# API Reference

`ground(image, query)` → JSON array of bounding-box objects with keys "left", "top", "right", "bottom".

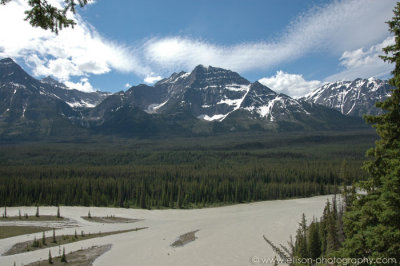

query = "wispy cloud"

[
  {"left": 325, "top": 37, "right": 395, "bottom": 82},
  {"left": 259, "top": 71, "right": 322, "bottom": 98},
  {"left": 140, "top": 0, "right": 396, "bottom": 76},
  {"left": 0, "top": 0, "right": 396, "bottom": 90}
]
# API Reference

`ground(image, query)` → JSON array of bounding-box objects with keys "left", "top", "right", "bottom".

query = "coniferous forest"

[{"left": 0, "top": 130, "right": 374, "bottom": 209}]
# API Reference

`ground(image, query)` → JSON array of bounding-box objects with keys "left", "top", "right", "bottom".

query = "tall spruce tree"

[
  {"left": 294, "top": 214, "right": 308, "bottom": 259},
  {"left": 340, "top": 2, "right": 400, "bottom": 262},
  {"left": 308, "top": 219, "right": 321, "bottom": 260}
]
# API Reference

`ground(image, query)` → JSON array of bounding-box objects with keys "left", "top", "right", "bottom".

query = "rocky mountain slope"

[
  {"left": 0, "top": 58, "right": 365, "bottom": 139},
  {"left": 302, "top": 78, "right": 393, "bottom": 117}
]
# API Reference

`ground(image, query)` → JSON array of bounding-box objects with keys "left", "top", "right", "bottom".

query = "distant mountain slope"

[
  {"left": 40, "top": 77, "right": 110, "bottom": 108},
  {"left": 0, "top": 58, "right": 88, "bottom": 140},
  {"left": 87, "top": 64, "right": 363, "bottom": 134},
  {"left": 302, "top": 78, "right": 393, "bottom": 117},
  {"left": 0, "top": 58, "right": 366, "bottom": 139}
]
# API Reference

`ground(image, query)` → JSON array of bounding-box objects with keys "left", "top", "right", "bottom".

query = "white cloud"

[
  {"left": 259, "top": 71, "right": 322, "bottom": 98},
  {"left": 0, "top": 0, "right": 149, "bottom": 91},
  {"left": 125, "top": 83, "right": 132, "bottom": 89},
  {"left": 65, "top": 78, "right": 95, "bottom": 93},
  {"left": 0, "top": 0, "right": 396, "bottom": 90},
  {"left": 144, "top": 74, "right": 163, "bottom": 84},
  {"left": 325, "top": 37, "right": 395, "bottom": 81},
  {"left": 141, "top": 0, "right": 396, "bottom": 75}
]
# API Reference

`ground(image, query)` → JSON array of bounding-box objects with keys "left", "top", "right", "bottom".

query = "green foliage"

[
  {"left": 0, "top": 131, "right": 371, "bottom": 209},
  {"left": 294, "top": 214, "right": 308, "bottom": 259},
  {"left": 48, "top": 249, "right": 53, "bottom": 264},
  {"left": 32, "top": 236, "right": 39, "bottom": 248},
  {"left": 52, "top": 228, "right": 56, "bottom": 243},
  {"left": 61, "top": 247, "right": 67, "bottom": 263},
  {"left": 42, "top": 231, "right": 46, "bottom": 246},
  {"left": 308, "top": 219, "right": 321, "bottom": 260},
  {"left": 339, "top": 2, "right": 400, "bottom": 263},
  {"left": 1, "top": 0, "right": 88, "bottom": 34},
  {"left": 284, "top": 198, "right": 344, "bottom": 265}
]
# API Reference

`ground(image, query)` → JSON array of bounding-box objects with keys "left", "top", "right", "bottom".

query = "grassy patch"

[
  {"left": 81, "top": 216, "right": 139, "bottom": 224},
  {"left": 26, "top": 244, "right": 112, "bottom": 266},
  {"left": 171, "top": 230, "right": 199, "bottom": 247},
  {"left": 0, "top": 226, "right": 51, "bottom": 239},
  {"left": 1, "top": 215, "right": 67, "bottom": 222},
  {"left": 4, "top": 227, "right": 147, "bottom": 255}
]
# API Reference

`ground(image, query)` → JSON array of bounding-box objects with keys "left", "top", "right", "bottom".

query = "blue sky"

[{"left": 0, "top": 0, "right": 396, "bottom": 97}]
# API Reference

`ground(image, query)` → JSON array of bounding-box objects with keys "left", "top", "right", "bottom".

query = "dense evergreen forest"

[{"left": 0, "top": 130, "right": 375, "bottom": 209}]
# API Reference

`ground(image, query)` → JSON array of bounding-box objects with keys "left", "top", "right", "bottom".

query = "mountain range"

[
  {"left": 0, "top": 58, "right": 391, "bottom": 140},
  {"left": 302, "top": 78, "right": 393, "bottom": 117}
]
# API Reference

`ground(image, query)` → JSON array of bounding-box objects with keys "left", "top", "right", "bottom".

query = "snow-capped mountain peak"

[{"left": 303, "top": 78, "right": 393, "bottom": 116}]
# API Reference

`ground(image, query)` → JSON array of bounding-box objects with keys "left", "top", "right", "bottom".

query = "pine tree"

[
  {"left": 327, "top": 196, "right": 340, "bottom": 252},
  {"left": 340, "top": 2, "right": 400, "bottom": 261},
  {"left": 308, "top": 219, "right": 321, "bottom": 259},
  {"left": 57, "top": 206, "right": 61, "bottom": 218},
  {"left": 140, "top": 182, "right": 147, "bottom": 209},
  {"left": 42, "top": 231, "right": 46, "bottom": 246},
  {"left": 52, "top": 228, "right": 57, "bottom": 243},
  {"left": 177, "top": 184, "right": 183, "bottom": 209},
  {"left": 48, "top": 250, "right": 53, "bottom": 264},
  {"left": 35, "top": 206, "right": 39, "bottom": 217},
  {"left": 61, "top": 247, "right": 67, "bottom": 262},
  {"left": 32, "top": 236, "right": 39, "bottom": 248},
  {"left": 294, "top": 214, "right": 308, "bottom": 259}
]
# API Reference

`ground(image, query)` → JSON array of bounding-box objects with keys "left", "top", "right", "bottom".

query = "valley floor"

[{"left": 0, "top": 195, "right": 332, "bottom": 266}]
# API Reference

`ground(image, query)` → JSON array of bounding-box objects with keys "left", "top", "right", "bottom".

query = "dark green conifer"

[
  {"left": 340, "top": 2, "right": 400, "bottom": 261},
  {"left": 308, "top": 219, "right": 321, "bottom": 259},
  {"left": 294, "top": 214, "right": 308, "bottom": 259},
  {"left": 48, "top": 250, "right": 53, "bottom": 264},
  {"left": 42, "top": 231, "right": 46, "bottom": 246},
  {"left": 52, "top": 228, "right": 57, "bottom": 243},
  {"left": 61, "top": 247, "right": 67, "bottom": 262}
]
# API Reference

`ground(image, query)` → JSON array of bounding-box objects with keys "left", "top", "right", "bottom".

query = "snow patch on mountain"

[
  {"left": 66, "top": 100, "right": 97, "bottom": 108},
  {"left": 146, "top": 100, "right": 169, "bottom": 114},
  {"left": 303, "top": 78, "right": 393, "bottom": 117},
  {"left": 257, "top": 97, "right": 284, "bottom": 121},
  {"left": 225, "top": 84, "right": 250, "bottom": 92}
]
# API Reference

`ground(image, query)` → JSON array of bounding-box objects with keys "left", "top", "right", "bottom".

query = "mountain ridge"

[
  {"left": 0, "top": 58, "right": 368, "bottom": 140},
  {"left": 302, "top": 77, "right": 393, "bottom": 117}
]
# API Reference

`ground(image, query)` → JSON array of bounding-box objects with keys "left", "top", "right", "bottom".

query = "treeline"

[
  {"left": 263, "top": 193, "right": 352, "bottom": 265},
  {"left": 0, "top": 163, "right": 343, "bottom": 208},
  {"left": 0, "top": 129, "right": 371, "bottom": 209},
  {"left": 292, "top": 195, "right": 345, "bottom": 260}
]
